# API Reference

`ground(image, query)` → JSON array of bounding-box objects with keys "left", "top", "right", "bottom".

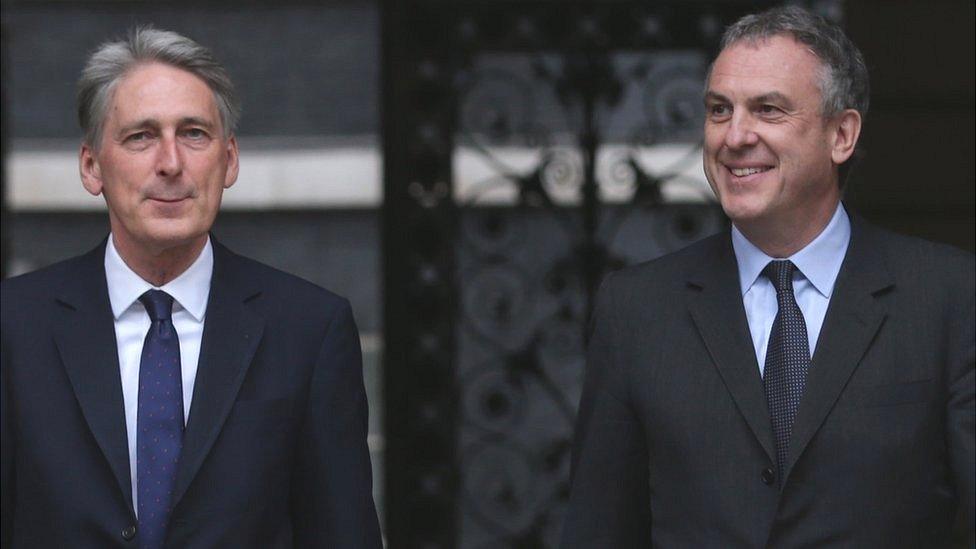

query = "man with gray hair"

[
  {"left": 1, "top": 27, "right": 382, "bottom": 548},
  {"left": 562, "top": 6, "right": 973, "bottom": 547}
]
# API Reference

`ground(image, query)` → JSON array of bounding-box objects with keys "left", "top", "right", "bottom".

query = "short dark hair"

[{"left": 77, "top": 26, "right": 240, "bottom": 149}]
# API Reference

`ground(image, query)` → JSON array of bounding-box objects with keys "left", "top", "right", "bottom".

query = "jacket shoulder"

[
  {"left": 857, "top": 221, "right": 974, "bottom": 283},
  {"left": 216, "top": 246, "right": 352, "bottom": 322},
  {"left": 1, "top": 254, "right": 91, "bottom": 312},
  {"left": 603, "top": 231, "right": 728, "bottom": 293}
]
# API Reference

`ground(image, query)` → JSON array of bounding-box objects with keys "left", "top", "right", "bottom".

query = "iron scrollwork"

[
  {"left": 451, "top": 9, "right": 735, "bottom": 549},
  {"left": 384, "top": 2, "right": 784, "bottom": 548}
]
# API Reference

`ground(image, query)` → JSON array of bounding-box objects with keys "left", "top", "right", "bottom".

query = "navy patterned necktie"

[
  {"left": 137, "top": 290, "right": 184, "bottom": 548},
  {"left": 762, "top": 260, "right": 810, "bottom": 485}
]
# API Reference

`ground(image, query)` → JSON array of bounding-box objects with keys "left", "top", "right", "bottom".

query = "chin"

[
  {"left": 139, "top": 224, "right": 207, "bottom": 252},
  {"left": 718, "top": 197, "right": 764, "bottom": 223}
]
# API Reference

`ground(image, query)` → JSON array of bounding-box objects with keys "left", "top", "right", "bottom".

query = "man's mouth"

[{"left": 728, "top": 166, "right": 773, "bottom": 177}]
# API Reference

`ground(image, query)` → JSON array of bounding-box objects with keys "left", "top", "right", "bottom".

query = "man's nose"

[
  {"left": 155, "top": 135, "right": 183, "bottom": 177},
  {"left": 724, "top": 112, "right": 760, "bottom": 149}
]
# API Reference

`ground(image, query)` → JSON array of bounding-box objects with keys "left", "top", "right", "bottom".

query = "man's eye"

[
  {"left": 183, "top": 128, "right": 207, "bottom": 139},
  {"left": 758, "top": 104, "right": 781, "bottom": 115},
  {"left": 709, "top": 104, "right": 731, "bottom": 117},
  {"left": 126, "top": 131, "right": 151, "bottom": 142}
]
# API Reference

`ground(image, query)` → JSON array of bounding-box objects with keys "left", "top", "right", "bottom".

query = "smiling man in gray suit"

[
  {"left": 1, "top": 27, "right": 381, "bottom": 548},
  {"left": 562, "top": 6, "right": 974, "bottom": 548}
]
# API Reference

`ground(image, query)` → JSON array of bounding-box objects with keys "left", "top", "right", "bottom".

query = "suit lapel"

[
  {"left": 687, "top": 235, "right": 776, "bottom": 463},
  {"left": 171, "top": 241, "right": 264, "bottom": 508},
  {"left": 53, "top": 242, "right": 135, "bottom": 513},
  {"left": 783, "top": 220, "right": 892, "bottom": 483}
]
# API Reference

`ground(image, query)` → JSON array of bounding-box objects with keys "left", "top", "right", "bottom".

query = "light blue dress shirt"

[{"left": 732, "top": 204, "right": 851, "bottom": 377}]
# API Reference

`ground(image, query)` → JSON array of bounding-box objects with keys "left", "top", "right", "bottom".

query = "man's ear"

[
  {"left": 223, "top": 135, "right": 239, "bottom": 189},
  {"left": 79, "top": 142, "right": 104, "bottom": 196},
  {"left": 830, "top": 109, "right": 862, "bottom": 165}
]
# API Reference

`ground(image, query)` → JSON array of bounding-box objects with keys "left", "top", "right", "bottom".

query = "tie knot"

[
  {"left": 139, "top": 290, "right": 175, "bottom": 321},
  {"left": 763, "top": 260, "right": 797, "bottom": 293}
]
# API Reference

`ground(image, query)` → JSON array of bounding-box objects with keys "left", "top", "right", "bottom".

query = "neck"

[
  {"left": 112, "top": 234, "right": 207, "bottom": 287},
  {"left": 736, "top": 199, "right": 839, "bottom": 258}
]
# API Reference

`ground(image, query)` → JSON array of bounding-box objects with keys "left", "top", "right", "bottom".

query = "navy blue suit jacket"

[{"left": 1, "top": 239, "right": 382, "bottom": 547}]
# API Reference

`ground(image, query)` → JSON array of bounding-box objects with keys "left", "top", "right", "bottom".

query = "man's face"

[
  {"left": 80, "top": 62, "right": 239, "bottom": 255},
  {"left": 703, "top": 34, "right": 851, "bottom": 232}
]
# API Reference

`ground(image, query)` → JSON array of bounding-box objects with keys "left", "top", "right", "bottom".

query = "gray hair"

[
  {"left": 77, "top": 26, "right": 240, "bottom": 149},
  {"left": 718, "top": 5, "right": 870, "bottom": 119}
]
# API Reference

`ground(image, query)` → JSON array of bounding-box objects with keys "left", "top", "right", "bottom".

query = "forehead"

[
  {"left": 708, "top": 34, "right": 823, "bottom": 100},
  {"left": 107, "top": 62, "right": 220, "bottom": 125}
]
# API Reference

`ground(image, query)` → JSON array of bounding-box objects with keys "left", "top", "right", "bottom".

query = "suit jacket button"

[
  {"left": 761, "top": 467, "right": 776, "bottom": 485},
  {"left": 121, "top": 525, "right": 137, "bottom": 541}
]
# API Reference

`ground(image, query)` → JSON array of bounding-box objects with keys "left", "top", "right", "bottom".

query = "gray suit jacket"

[{"left": 562, "top": 217, "right": 974, "bottom": 548}]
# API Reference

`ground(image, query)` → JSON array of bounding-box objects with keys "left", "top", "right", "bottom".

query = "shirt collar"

[
  {"left": 104, "top": 235, "right": 214, "bottom": 321},
  {"left": 731, "top": 203, "right": 851, "bottom": 298}
]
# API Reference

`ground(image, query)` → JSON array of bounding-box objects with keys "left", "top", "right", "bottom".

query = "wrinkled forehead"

[
  {"left": 706, "top": 34, "right": 826, "bottom": 97},
  {"left": 106, "top": 62, "right": 222, "bottom": 127}
]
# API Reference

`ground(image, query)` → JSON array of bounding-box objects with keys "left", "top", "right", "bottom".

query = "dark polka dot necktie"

[
  {"left": 137, "top": 290, "right": 184, "bottom": 548},
  {"left": 762, "top": 260, "right": 810, "bottom": 486}
]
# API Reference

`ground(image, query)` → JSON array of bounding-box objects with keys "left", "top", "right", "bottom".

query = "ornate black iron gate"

[{"left": 382, "top": 2, "right": 781, "bottom": 547}]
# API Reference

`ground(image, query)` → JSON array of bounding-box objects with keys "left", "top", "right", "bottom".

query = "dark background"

[{"left": 2, "top": 1, "right": 972, "bottom": 547}]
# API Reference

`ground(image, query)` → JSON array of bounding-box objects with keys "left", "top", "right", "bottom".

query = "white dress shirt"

[
  {"left": 732, "top": 204, "right": 851, "bottom": 377},
  {"left": 104, "top": 235, "right": 212, "bottom": 514}
]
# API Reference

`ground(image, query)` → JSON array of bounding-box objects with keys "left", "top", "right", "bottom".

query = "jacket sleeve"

[
  {"left": 560, "top": 273, "right": 651, "bottom": 548},
  {"left": 946, "top": 263, "right": 975, "bottom": 547},
  {"left": 290, "top": 298, "right": 382, "bottom": 548},
  {"left": 1, "top": 319, "right": 15, "bottom": 548}
]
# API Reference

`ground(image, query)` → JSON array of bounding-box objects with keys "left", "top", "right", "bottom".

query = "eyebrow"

[
  {"left": 703, "top": 91, "right": 794, "bottom": 109},
  {"left": 115, "top": 116, "right": 217, "bottom": 137},
  {"left": 752, "top": 92, "right": 793, "bottom": 108},
  {"left": 703, "top": 91, "right": 729, "bottom": 105},
  {"left": 178, "top": 117, "right": 216, "bottom": 129}
]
